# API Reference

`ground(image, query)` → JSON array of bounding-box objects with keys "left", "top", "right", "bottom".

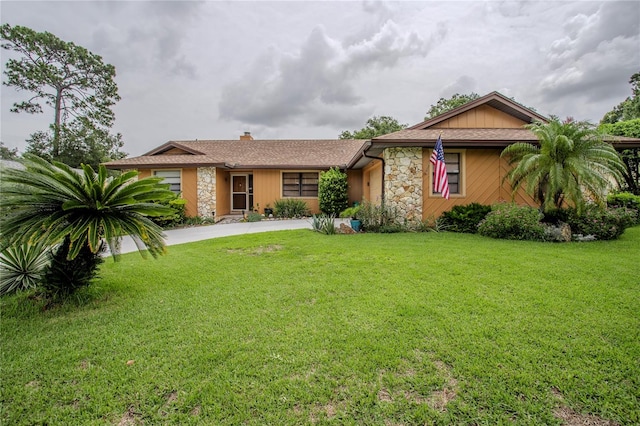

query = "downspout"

[{"left": 361, "top": 141, "right": 386, "bottom": 204}]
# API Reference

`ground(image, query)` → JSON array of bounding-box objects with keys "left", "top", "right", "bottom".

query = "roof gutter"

[{"left": 360, "top": 141, "right": 386, "bottom": 204}]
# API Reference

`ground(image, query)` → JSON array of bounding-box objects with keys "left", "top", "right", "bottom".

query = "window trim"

[
  {"left": 153, "top": 169, "right": 182, "bottom": 195},
  {"left": 281, "top": 170, "right": 320, "bottom": 198},
  {"left": 427, "top": 149, "right": 466, "bottom": 198}
]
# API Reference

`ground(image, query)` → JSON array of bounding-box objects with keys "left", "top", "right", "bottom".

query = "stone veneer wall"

[
  {"left": 197, "top": 167, "right": 216, "bottom": 218},
  {"left": 383, "top": 148, "right": 423, "bottom": 224}
]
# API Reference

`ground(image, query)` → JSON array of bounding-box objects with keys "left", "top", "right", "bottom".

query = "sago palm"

[
  {"left": 501, "top": 118, "right": 626, "bottom": 213},
  {"left": 0, "top": 155, "right": 175, "bottom": 295}
]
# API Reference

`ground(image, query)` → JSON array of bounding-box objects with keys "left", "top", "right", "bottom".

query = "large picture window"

[
  {"left": 154, "top": 170, "right": 181, "bottom": 194},
  {"left": 282, "top": 172, "right": 319, "bottom": 197}
]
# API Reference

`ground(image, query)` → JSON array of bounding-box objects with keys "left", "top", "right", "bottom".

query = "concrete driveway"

[{"left": 108, "top": 219, "right": 315, "bottom": 255}]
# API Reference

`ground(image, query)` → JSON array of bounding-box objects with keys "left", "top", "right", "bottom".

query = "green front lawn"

[{"left": 2, "top": 228, "right": 639, "bottom": 425}]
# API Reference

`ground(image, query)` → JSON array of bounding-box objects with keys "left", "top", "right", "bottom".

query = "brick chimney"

[{"left": 240, "top": 131, "right": 253, "bottom": 141}]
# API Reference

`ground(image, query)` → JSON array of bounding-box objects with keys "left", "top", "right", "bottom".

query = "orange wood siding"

[
  {"left": 422, "top": 149, "right": 536, "bottom": 219},
  {"left": 216, "top": 168, "right": 230, "bottom": 216},
  {"left": 363, "top": 160, "right": 383, "bottom": 204},
  {"left": 253, "top": 169, "right": 281, "bottom": 213},
  {"left": 181, "top": 168, "right": 197, "bottom": 217},
  {"left": 432, "top": 105, "right": 527, "bottom": 129},
  {"left": 138, "top": 169, "right": 151, "bottom": 179},
  {"left": 346, "top": 169, "right": 363, "bottom": 205},
  {"left": 159, "top": 147, "right": 191, "bottom": 155}
]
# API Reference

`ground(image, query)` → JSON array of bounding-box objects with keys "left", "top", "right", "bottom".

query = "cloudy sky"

[{"left": 1, "top": 1, "right": 639, "bottom": 156}]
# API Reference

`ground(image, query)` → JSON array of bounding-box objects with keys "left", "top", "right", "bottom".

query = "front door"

[{"left": 231, "top": 174, "right": 253, "bottom": 211}]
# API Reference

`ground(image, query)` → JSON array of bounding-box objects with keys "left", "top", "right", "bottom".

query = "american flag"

[{"left": 429, "top": 135, "right": 450, "bottom": 199}]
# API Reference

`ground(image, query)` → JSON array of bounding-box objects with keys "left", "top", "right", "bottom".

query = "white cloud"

[
  {"left": 1, "top": 1, "right": 638, "bottom": 156},
  {"left": 218, "top": 13, "right": 440, "bottom": 129},
  {"left": 539, "top": 1, "right": 640, "bottom": 111}
]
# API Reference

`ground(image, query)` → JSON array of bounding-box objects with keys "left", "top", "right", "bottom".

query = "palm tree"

[
  {"left": 0, "top": 154, "right": 175, "bottom": 296},
  {"left": 501, "top": 118, "right": 626, "bottom": 213}
]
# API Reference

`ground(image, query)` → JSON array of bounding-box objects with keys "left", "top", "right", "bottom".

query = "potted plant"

[{"left": 340, "top": 205, "right": 362, "bottom": 232}]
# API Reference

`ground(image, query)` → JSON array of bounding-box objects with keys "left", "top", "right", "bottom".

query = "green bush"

[
  {"left": 246, "top": 212, "right": 262, "bottom": 222},
  {"left": 274, "top": 199, "right": 311, "bottom": 218},
  {"left": 567, "top": 206, "right": 636, "bottom": 240},
  {"left": 358, "top": 201, "right": 403, "bottom": 233},
  {"left": 183, "top": 216, "right": 216, "bottom": 226},
  {"left": 439, "top": 203, "right": 491, "bottom": 233},
  {"left": 339, "top": 205, "right": 361, "bottom": 219},
  {"left": 542, "top": 208, "right": 572, "bottom": 225},
  {"left": 311, "top": 214, "right": 336, "bottom": 235},
  {"left": 318, "top": 167, "right": 348, "bottom": 215},
  {"left": 151, "top": 195, "right": 186, "bottom": 228},
  {"left": 607, "top": 192, "right": 640, "bottom": 224},
  {"left": 0, "top": 241, "right": 51, "bottom": 296},
  {"left": 41, "top": 237, "right": 104, "bottom": 299},
  {"left": 478, "top": 204, "right": 546, "bottom": 241}
]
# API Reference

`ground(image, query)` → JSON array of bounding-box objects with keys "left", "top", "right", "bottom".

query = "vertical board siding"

[
  {"left": 432, "top": 105, "right": 527, "bottom": 129},
  {"left": 181, "top": 168, "right": 198, "bottom": 217},
  {"left": 138, "top": 169, "right": 151, "bottom": 179},
  {"left": 253, "top": 169, "right": 281, "bottom": 213},
  {"left": 363, "top": 161, "right": 383, "bottom": 204},
  {"left": 347, "top": 169, "right": 363, "bottom": 205},
  {"left": 216, "top": 169, "right": 230, "bottom": 216}
]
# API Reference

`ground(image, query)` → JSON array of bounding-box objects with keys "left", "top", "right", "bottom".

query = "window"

[
  {"left": 282, "top": 172, "right": 319, "bottom": 197},
  {"left": 154, "top": 170, "right": 181, "bottom": 194},
  {"left": 444, "top": 153, "right": 460, "bottom": 195},
  {"left": 431, "top": 151, "right": 462, "bottom": 196}
]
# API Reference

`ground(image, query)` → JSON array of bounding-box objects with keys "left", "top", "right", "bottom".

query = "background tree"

[
  {"left": 0, "top": 155, "right": 175, "bottom": 298},
  {"left": 600, "top": 73, "right": 640, "bottom": 124},
  {"left": 0, "top": 24, "right": 123, "bottom": 164},
  {"left": 0, "top": 142, "right": 19, "bottom": 160},
  {"left": 25, "top": 118, "right": 125, "bottom": 169},
  {"left": 502, "top": 118, "right": 626, "bottom": 213},
  {"left": 599, "top": 72, "right": 640, "bottom": 195},
  {"left": 599, "top": 119, "right": 640, "bottom": 194},
  {"left": 339, "top": 116, "right": 407, "bottom": 139},
  {"left": 424, "top": 93, "right": 480, "bottom": 120}
]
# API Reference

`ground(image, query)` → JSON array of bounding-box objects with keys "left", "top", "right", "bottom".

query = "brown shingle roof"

[
  {"left": 374, "top": 128, "right": 538, "bottom": 146},
  {"left": 105, "top": 139, "right": 368, "bottom": 169}
]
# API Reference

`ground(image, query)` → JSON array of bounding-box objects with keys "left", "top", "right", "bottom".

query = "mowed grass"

[{"left": 2, "top": 227, "right": 639, "bottom": 425}]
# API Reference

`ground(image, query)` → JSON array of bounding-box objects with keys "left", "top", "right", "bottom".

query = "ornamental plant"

[
  {"left": 318, "top": 167, "right": 348, "bottom": 216},
  {"left": 439, "top": 203, "right": 491, "bottom": 233},
  {"left": 0, "top": 155, "right": 175, "bottom": 298},
  {"left": 478, "top": 203, "right": 546, "bottom": 241}
]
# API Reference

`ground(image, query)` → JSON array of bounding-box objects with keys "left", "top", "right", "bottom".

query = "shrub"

[
  {"left": 339, "top": 205, "right": 361, "bottom": 219},
  {"left": 41, "top": 237, "right": 104, "bottom": 299},
  {"left": 567, "top": 205, "right": 636, "bottom": 240},
  {"left": 152, "top": 195, "right": 187, "bottom": 228},
  {"left": 246, "top": 212, "right": 262, "bottom": 222},
  {"left": 183, "top": 216, "right": 216, "bottom": 226},
  {"left": 274, "top": 199, "right": 311, "bottom": 218},
  {"left": 542, "top": 208, "right": 572, "bottom": 225},
  {"left": 0, "top": 241, "right": 51, "bottom": 296},
  {"left": 478, "top": 204, "right": 546, "bottom": 241},
  {"left": 318, "top": 167, "right": 348, "bottom": 216},
  {"left": 607, "top": 192, "right": 640, "bottom": 224},
  {"left": 358, "top": 201, "right": 403, "bottom": 233},
  {"left": 439, "top": 203, "right": 491, "bottom": 233},
  {"left": 311, "top": 214, "right": 336, "bottom": 235}
]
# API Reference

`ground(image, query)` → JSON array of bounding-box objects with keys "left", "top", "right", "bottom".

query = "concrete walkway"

[{"left": 110, "top": 219, "right": 316, "bottom": 255}]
